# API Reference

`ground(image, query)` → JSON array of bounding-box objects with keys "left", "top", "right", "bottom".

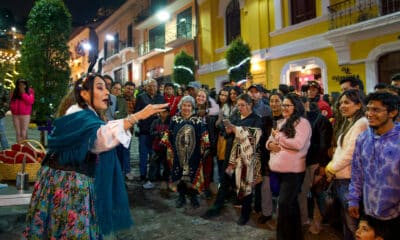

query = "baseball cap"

[
  {"left": 306, "top": 80, "right": 321, "bottom": 90},
  {"left": 187, "top": 81, "right": 201, "bottom": 89}
]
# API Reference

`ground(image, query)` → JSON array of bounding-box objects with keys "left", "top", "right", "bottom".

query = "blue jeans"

[
  {"left": 0, "top": 117, "right": 9, "bottom": 150},
  {"left": 138, "top": 134, "right": 152, "bottom": 179},
  {"left": 334, "top": 179, "right": 358, "bottom": 240}
]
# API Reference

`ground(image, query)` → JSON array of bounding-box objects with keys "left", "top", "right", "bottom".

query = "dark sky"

[{"left": 1, "top": 0, "right": 125, "bottom": 27}]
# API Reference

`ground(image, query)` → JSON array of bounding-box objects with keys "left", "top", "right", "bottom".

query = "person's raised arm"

[{"left": 123, "top": 103, "right": 169, "bottom": 130}]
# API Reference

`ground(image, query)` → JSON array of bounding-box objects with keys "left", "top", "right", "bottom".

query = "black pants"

[{"left": 276, "top": 172, "right": 305, "bottom": 240}]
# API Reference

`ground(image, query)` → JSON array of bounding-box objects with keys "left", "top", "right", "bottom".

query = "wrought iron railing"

[
  {"left": 328, "top": 0, "right": 400, "bottom": 30},
  {"left": 165, "top": 23, "right": 195, "bottom": 44},
  {"left": 137, "top": 23, "right": 195, "bottom": 57}
]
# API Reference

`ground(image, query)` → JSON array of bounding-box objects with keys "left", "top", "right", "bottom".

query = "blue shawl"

[{"left": 47, "top": 109, "right": 133, "bottom": 235}]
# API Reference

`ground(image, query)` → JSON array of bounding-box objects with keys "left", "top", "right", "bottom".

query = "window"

[
  {"left": 127, "top": 24, "right": 133, "bottom": 47},
  {"left": 151, "top": 0, "right": 167, "bottom": 14},
  {"left": 226, "top": 0, "right": 241, "bottom": 45},
  {"left": 149, "top": 24, "right": 165, "bottom": 50},
  {"left": 290, "top": 0, "right": 316, "bottom": 25},
  {"left": 104, "top": 41, "right": 108, "bottom": 60},
  {"left": 114, "top": 33, "right": 119, "bottom": 52},
  {"left": 177, "top": 7, "right": 192, "bottom": 39}
]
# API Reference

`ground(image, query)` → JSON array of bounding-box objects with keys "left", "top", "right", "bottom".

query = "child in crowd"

[
  {"left": 144, "top": 107, "right": 171, "bottom": 190},
  {"left": 356, "top": 215, "right": 387, "bottom": 240}
]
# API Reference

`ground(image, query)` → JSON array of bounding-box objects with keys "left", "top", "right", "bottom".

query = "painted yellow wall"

[
  {"left": 270, "top": 20, "right": 329, "bottom": 46},
  {"left": 350, "top": 33, "right": 400, "bottom": 60},
  {"left": 198, "top": 69, "right": 226, "bottom": 87},
  {"left": 266, "top": 47, "right": 368, "bottom": 93}
]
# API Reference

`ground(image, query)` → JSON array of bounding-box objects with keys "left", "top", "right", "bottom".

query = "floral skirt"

[{"left": 23, "top": 166, "right": 100, "bottom": 240}]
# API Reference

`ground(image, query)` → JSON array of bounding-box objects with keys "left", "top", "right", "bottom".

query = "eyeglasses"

[
  {"left": 366, "top": 107, "right": 387, "bottom": 114},
  {"left": 281, "top": 104, "right": 294, "bottom": 108}
]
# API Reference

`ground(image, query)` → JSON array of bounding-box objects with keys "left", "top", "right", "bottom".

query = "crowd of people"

[
  {"left": 13, "top": 72, "right": 399, "bottom": 239},
  {"left": 123, "top": 75, "right": 398, "bottom": 240}
]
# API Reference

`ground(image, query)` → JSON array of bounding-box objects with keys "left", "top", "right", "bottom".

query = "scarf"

[{"left": 48, "top": 109, "right": 133, "bottom": 235}]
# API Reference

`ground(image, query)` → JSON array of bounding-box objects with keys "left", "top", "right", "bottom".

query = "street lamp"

[{"left": 156, "top": 10, "right": 170, "bottom": 22}]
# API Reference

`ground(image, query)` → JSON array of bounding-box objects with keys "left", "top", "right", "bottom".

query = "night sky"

[{"left": 1, "top": 0, "right": 125, "bottom": 27}]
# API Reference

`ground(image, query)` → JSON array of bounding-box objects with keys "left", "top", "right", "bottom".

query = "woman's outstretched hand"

[{"left": 138, "top": 103, "right": 169, "bottom": 120}]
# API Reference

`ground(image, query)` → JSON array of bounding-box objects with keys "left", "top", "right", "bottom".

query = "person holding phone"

[{"left": 10, "top": 78, "right": 34, "bottom": 143}]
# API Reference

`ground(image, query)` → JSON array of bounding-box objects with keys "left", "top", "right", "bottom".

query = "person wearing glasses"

[
  {"left": 348, "top": 91, "right": 400, "bottom": 240},
  {"left": 23, "top": 74, "right": 168, "bottom": 239},
  {"left": 325, "top": 89, "right": 368, "bottom": 240},
  {"left": 266, "top": 93, "right": 312, "bottom": 240},
  {"left": 224, "top": 93, "right": 263, "bottom": 225}
]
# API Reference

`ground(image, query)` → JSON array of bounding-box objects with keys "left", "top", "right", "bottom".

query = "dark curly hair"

[
  {"left": 11, "top": 78, "right": 30, "bottom": 101},
  {"left": 280, "top": 93, "right": 305, "bottom": 138},
  {"left": 74, "top": 74, "right": 105, "bottom": 115}
]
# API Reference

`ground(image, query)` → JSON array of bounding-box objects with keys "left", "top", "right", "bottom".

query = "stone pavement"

[{"left": 0, "top": 114, "right": 342, "bottom": 239}]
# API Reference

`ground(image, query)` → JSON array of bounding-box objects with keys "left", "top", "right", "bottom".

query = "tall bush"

[{"left": 19, "top": 0, "right": 72, "bottom": 124}]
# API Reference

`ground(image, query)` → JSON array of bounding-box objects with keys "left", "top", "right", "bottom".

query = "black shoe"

[
  {"left": 237, "top": 216, "right": 249, "bottom": 226},
  {"left": 202, "top": 206, "right": 221, "bottom": 219},
  {"left": 176, "top": 195, "right": 186, "bottom": 208},
  {"left": 190, "top": 195, "right": 200, "bottom": 208},
  {"left": 257, "top": 215, "right": 272, "bottom": 224}
]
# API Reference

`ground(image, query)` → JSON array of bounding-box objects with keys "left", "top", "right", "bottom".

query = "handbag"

[{"left": 312, "top": 174, "right": 336, "bottom": 219}]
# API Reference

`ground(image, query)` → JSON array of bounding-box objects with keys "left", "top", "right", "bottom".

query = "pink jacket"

[
  {"left": 267, "top": 117, "right": 312, "bottom": 173},
  {"left": 10, "top": 88, "right": 35, "bottom": 115}
]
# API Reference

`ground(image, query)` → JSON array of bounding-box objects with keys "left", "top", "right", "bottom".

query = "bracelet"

[{"left": 127, "top": 114, "right": 138, "bottom": 125}]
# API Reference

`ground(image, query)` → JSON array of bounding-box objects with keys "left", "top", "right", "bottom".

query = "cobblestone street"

[{"left": 0, "top": 114, "right": 341, "bottom": 239}]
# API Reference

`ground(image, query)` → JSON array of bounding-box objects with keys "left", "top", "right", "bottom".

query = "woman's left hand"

[{"left": 137, "top": 103, "right": 169, "bottom": 120}]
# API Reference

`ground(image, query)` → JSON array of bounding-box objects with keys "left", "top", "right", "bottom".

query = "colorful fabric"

[
  {"left": 25, "top": 109, "right": 132, "bottom": 237},
  {"left": 161, "top": 114, "right": 209, "bottom": 192},
  {"left": 23, "top": 166, "right": 99, "bottom": 239},
  {"left": 229, "top": 126, "right": 262, "bottom": 198}
]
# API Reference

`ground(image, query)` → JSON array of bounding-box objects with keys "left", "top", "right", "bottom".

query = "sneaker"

[
  {"left": 125, "top": 172, "right": 134, "bottom": 181},
  {"left": 257, "top": 215, "right": 272, "bottom": 224},
  {"left": 143, "top": 181, "right": 154, "bottom": 189}
]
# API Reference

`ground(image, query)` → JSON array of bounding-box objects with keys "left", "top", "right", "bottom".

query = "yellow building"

[{"left": 197, "top": 0, "right": 400, "bottom": 94}]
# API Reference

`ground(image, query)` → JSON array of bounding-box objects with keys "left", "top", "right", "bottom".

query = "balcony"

[
  {"left": 137, "top": 38, "right": 167, "bottom": 58},
  {"left": 165, "top": 22, "right": 195, "bottom": 48},
  {"left": 328, "top": 0, "right": 400, "bottom": 30},
  {"left": 105, "top": 40, "right": 135, "bottom": 60}
]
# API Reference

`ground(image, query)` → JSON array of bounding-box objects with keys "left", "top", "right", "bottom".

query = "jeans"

[
  {"left": 276, "top": 172, "right": 305, "bottom": 240},
  {"left": 334, "top": 179, "right": 357, "bottom": 240},
  {"left": 138, "top": 134, "right": 152, "bottom": 179},
  {"left": 0, "top": 117, "right": 9, "bottom": 150}
]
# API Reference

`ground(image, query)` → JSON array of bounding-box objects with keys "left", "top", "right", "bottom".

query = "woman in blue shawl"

[{"left": 23, "top": 74, "right": 168, "bottom": 239}]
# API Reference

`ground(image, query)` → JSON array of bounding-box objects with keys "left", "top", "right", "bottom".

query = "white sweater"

[{"left": 326, "top": 117, "right": 368, "bottom": 179}]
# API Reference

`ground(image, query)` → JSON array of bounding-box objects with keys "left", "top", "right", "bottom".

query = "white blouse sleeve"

[{"left": 92, "top": 119, "right": 132, "bottom": 154}]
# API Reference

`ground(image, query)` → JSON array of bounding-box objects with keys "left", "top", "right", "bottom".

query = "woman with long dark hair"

[
  {"left": 325, "top": 89, "right": 368, "bottom": 240},
  {"left": 266, "top": 93, "right": 312, "bottom": 240},
  {"left": 23, "top": 74, "right": 167, "bottom": 239},
  {"left": 10, "top": 78, "right": 34, "bottom": 142}
]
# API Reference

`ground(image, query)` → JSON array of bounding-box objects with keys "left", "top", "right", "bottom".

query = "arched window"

[{"left": 225, "top": 0, "right": 241, "bottom": 45}]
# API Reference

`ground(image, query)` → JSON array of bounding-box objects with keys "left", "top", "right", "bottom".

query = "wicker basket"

[{"left": 0, "top": 139, "right": 45, "bottom": 182}]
